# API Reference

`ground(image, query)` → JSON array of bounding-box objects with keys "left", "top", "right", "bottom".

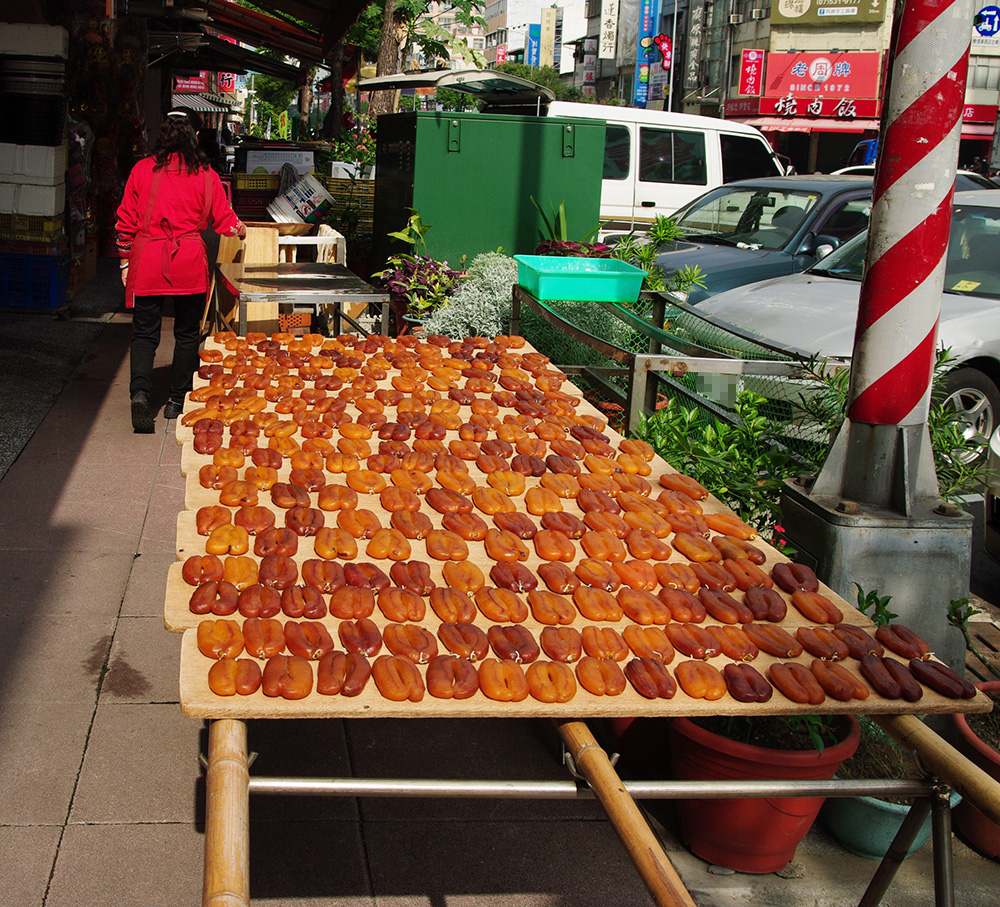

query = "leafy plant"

[
  {"left": 530, "top": 196, "right": 611, "bottom": 258},
  {"left": 633, "top": 390, "right": 795, "bottom": 540},
  {"left": 421, "top": 251, "right": 518, "bottom": 338},
  {"left": 855, "top": 584, "right": 898, "bottom": 627},
  {"left": 948, "top": 598, "right": 1000, "bottom": 682},
  {"left": 611, "top": 215, "right": 706, "bottom": 295},
  {"left": 794, "top": 348, "right": 995, "bottom": 501},
  {"left": 698, "top": 714, "right": 843, "bottom": 754},
  {"left": 372, "top": 209, "right": 464, "bottom": 318}
]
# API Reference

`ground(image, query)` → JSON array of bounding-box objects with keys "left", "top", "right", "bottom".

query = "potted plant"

[
  {"left": 668, "top": 713, "right": 860, "bottom": 873},
  {"left": 371, "top": 209, "right": 465, "bottom": 330},
  {"left": 420, "top": 251, "right": 519, "bottom": 339},
  {"left": 948, "top": 598, "right": 1000, "bottom": 859},
  {"left": 820, "top": 587, "right": 962, "bottom": 859},
  {"left": 529, "top": 196, "right": 612, "bottom": 258}
]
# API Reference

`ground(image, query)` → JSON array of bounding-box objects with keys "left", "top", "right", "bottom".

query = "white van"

[{"left": 360, "top": 70, "right": 785, "bottom": 231}]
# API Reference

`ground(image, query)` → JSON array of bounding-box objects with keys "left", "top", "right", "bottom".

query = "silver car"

[{"left": 696, "top": 190, "right": 1000, "bottom": 444}]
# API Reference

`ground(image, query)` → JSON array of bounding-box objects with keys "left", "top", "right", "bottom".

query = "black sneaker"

[
  {"left": 131, "top": 392, "right": 154, "bottom": 433},
  {"left": 163, "top": 398, "right": 185, "bottom": 420}
]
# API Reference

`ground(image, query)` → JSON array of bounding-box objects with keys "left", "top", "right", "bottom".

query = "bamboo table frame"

[
  {"left": 178, "top": 336, "right": 999, "bottom": 907},
  {"left": 201, "top": 712, "right": 1000, "bottom": 907}
]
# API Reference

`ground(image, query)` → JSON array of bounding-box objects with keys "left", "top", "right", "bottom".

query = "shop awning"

[
  {"left": 172, "top": 92, "right": 232, "bottom": 113},
  {"left": 738, "top": 117, "right": 880, "bottom": 134},
  {"left": 962, "top": 122, "right": 995, "bottom": 138}
]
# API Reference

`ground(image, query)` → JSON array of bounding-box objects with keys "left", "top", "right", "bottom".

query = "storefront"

[{"left": 726, "top": 49, "right": 998, "bottom": 175}]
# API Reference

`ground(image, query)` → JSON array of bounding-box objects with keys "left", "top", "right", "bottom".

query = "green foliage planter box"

[{"left": 514, "top": 255, "right": 645, "bottom": 304}]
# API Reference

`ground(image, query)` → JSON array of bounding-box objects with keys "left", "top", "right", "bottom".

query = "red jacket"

[{"left": 116, "top": 155, "right": 242, "bottom": 304}]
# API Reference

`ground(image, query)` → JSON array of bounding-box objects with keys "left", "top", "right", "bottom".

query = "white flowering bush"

[{"left": 421, "top": 251, "right": 519, "bottom": 338}]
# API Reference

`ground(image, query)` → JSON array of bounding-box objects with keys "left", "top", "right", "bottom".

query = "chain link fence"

[{"left": 519, "top": 290, "right": 836, "bottom": 463}]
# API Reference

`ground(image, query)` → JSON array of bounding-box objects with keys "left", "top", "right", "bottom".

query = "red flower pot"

[
  {"left": 951, "top": 681, "right": 1000, "bottom": 859},
  {"left": 669, "top": 715, "right": 860, "bottom": 873}
]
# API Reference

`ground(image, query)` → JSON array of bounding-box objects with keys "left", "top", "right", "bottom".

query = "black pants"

[{"left": 130, "top": 293, "right": 203, "bottom": 401}]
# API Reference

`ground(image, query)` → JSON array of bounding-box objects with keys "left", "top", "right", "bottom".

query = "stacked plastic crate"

[
  {"left": 231, "top": 172, "right": 280, "bottom": 222},
  {"left": 0, "top": 24, "right": 69, "bottom": 311}
]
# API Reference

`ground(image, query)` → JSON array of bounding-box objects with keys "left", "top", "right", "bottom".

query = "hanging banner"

[
  {"left": 174, "top": 72, "right": 208, "bottom": 92},
  {"left": 633, "top": 0, "right": 659, "bottom": 107},
  {"left": 770, "top": 0, "right": 886, "bottom": 27},
  {"left": 738, "top": 48, "right": 764, "bottom": 96},
  {"left": 527, "top": 24, "right": 541, "bottom": 68},
  {"left": 600, "top": 0, "right": 619, "bottom": 60}
]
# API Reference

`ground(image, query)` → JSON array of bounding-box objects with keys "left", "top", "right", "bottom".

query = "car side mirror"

[{"left": 797, "top": 234, "right": 840, "bottom": 259}]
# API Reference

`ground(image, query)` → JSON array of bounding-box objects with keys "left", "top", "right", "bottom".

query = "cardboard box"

[{"left": 0, "top": 24, "right": 69, "bottom": 58}]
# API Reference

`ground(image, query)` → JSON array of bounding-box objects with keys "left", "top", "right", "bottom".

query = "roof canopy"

[{"left": 137, "top": 0, "right": 372, "bottom": 78}]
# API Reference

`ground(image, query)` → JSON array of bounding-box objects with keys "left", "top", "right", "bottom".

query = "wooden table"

[
  {"left": 171, "top": 335, "right": 996, "bottom": 907},
  {"left": 216, "top": 262, "right": 389, "bottom": 336}
]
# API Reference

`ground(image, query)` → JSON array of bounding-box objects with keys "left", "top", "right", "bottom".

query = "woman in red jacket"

[{"left": 116, "top": 109, "right": 245, "bottom": 433}]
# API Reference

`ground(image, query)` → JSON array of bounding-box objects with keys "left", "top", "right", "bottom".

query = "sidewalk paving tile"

[
  {"left": 0, "top": 698, "right": 94, "bottom": 825},
  {"left": 0, "top": 825, "right": 61, "bottom": 907},
  {"left": 69, "top": 702, "right": 204, "bottom": 825},
  {"left": 362, "top": 818, "right": 652, "bottom": 906},
  {"left": 46, "top": 822, "right": 204, "bottom": 907},
  {"left": 100, "top": 615, "right": 180, "bottom": 704}
]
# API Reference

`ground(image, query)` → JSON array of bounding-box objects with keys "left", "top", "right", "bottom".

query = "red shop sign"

[
  {"left": 738, "top": 49, "right": 764, "bottom": 97},
  {"left": 760, "top": 96, "right": 880, "bottom": 119},
  {"left": 764, "top": 52, "right": 881, "bottom": 100}
]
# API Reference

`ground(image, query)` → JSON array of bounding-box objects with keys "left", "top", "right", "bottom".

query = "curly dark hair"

[{"left": 152, "top": 111, "right": 209, "bottom": 174}]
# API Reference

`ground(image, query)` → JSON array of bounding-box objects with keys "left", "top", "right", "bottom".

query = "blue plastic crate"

[
  {"left": 514, "top": 255, "right": 645, "bottom": 303},
  {"left": 0, "top": 251, "right": 69, "bottom": 311}
]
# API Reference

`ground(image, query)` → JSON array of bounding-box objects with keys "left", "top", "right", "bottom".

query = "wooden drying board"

[{"left": 171, "top": 337, "right": 993, "bottom": 720}]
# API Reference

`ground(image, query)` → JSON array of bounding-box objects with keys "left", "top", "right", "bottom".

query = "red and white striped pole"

[{"left": 814, "top": 0, "right": 976, "bottom": 512}]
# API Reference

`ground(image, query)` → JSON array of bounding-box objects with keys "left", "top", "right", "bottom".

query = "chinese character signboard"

[
  {"left": 771, "top": 0, "right": 886, "bottom": 26},
  {"left": 583, "top": 36, "right": 598, "bottom": 96},
  {"left": 218, "top": 73, "right": 236, "bottom": 93},
  {"left": 686, "top": 0, "right": 705, "bottom": 91},
  {"left": 600, "top": 0, "right": 619, "bottom": 60},
  {"left": 760, "top": 96, "right": 879, "bottom": 117},
  {"left": 739, "top": 49, "right": 764, "bottom": 96},
  {"left": 496, "top": 44, "right": 508, "bottom": 63},
  {"left": 764, "top": 51, "right": 880, "bottom": 99}
]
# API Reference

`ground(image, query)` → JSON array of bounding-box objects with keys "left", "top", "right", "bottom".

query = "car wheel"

[{"left": 942, "top": 367, "right": 1000, "bottom": 461}]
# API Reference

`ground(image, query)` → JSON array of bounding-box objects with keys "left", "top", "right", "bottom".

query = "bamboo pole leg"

[
  {"left": 203, "top": 719, "right": 250, "bottom": 907},
  {"left": 931, "top": 788, "right": 955, "bottom": 907},
  {"left": 857, "top": 798, "right": 931, "bottom": 907},
  {"left": 555, "top": 719, "right": 697, "bottom": 907},
  {"left": 874, "top": 714, "right": 1000, "bottom": 825}
]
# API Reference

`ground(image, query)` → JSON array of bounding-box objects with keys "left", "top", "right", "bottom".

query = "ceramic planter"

[
  {"left": 668, "top": 716, "right": 860, "bottom": 874},
  {"left": 822, "top": 789, "right": 962, "bottom": 860},
  {"left": 951, "top": 681, "right": 1000, "bottom": 859}
]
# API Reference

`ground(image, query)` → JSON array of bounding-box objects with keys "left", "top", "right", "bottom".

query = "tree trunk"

[
  {"left": 298, "top": 64, "right": 313, "bottom": 139},
  {"left": 322, "top": 40, "right": 346, "bottom": 141},
  {"left": 369, "top": 0, "right": 408, "bottom": 119}
]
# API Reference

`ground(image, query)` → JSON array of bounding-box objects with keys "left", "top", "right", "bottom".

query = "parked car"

[
  {"left": 832, "top": 163, "right": 998, "bottom": 191},
  {"left": 652, "top": 175, "right": 873, "bottom": 305},
  {"left": 695, "top": 190, "right": 1000, "bottom": 448},
  {"left": 359, "top": 69, "right": 784, "bottom": 231}
]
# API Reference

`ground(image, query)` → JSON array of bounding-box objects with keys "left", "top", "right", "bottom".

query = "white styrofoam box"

[
  {"left": 0, "top": 143, "right": 67, "bottom": 184},
  {"left": 16, "top": 144, "right": 67, "bottom": 185},
  {"left": 0, "top": 144, "right": 15, "bottom": 179},
  {"left": 0, "top": 24, "right": 69, "bottom": 58},
  {"left": 5, "top": 182, "right": 66, "bottom": 216}
]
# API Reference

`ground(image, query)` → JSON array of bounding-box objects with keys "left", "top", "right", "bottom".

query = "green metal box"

[{"left": 373, "top": 110, "right": 605, "bottom": 268}]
